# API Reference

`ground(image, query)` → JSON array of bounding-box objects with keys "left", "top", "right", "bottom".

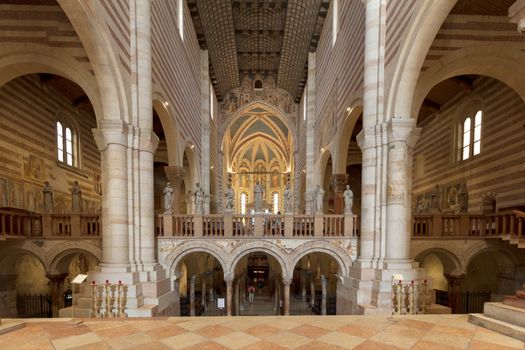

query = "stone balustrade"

[
  {"left": 0, "top": 209, "right": 101, "bottom": 239},
  {"left": 412, "top": 211, "right": 525, "bottom": 240},
  {"left": 157, "top": 213, "right": 359, "bottom": 238}
]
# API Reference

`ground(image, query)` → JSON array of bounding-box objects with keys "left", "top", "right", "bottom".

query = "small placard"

[
  {"left": 71, "top": 274, "right": 88, "bottom": 284},
  {"left": 217, "top": 298, "right": 225, "bottom": 309}
]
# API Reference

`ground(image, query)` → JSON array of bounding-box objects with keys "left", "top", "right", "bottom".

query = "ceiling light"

[{"left": 346, "top": 107, "right": 351, "bottom": 112}]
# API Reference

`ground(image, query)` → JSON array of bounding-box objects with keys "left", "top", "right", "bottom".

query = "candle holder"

[{"left": 91, "top": 281, "right": 100, "bottom": 318}]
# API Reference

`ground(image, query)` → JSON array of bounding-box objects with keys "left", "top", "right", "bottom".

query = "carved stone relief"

[{"left": 414, "top": 181, "right": 468, "bottom": 214}]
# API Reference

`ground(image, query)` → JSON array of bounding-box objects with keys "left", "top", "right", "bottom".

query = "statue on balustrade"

[
  {"left": 43, "top": 181, "right": 53, "bottom": 213},
  {"left": 194, "top": 183, "right": 205, "bottom": 214},
  {"left": 225, "top": 184, "right": 235, "bottom": 210},
  {"left": 254, "top": 181, "right": 264, "bottom": 212},
  {"left": 163, "top": 182, "right": 174, "bottom": 214},
  {"left": 71, "top": 181, "right": 82, "bottom": 213},
  {"left": 313, "top": 185, "right": 325, "bottom": 214},
  {"left": 284, "top": 183, "right": 293, "bottom": 213},
  {"left": 344, "top": 185, "right": 354, "bottom": 214}
]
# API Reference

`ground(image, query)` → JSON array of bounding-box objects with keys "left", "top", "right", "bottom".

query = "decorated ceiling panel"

[{"left": 189, "top": 0, "right": 330, "bottom": 103}]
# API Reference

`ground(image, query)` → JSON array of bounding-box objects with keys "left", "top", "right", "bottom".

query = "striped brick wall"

[
  {"left": 99, "top": 0, "right": 131, "bottom": 78},
  {"left": 385, "top": 0, "right": 419, "bottom": 68},
  {"left": 0, "top": 2, "right": 92, "bottom": 74},
  {"left": 0, "top": 75, "right": 101, "bottom": 213},
  {"left": 314, "top": 0, "right": 365, "bottom": 142},
  {"left": 412, "top": 77, "right": 525, "bottom": 211},
  {"left": 151, "top": 0, "right": 202, "bottom": 157}
]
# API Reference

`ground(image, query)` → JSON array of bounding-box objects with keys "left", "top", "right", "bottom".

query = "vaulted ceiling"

[{"left": 188, "top": 0, "right": 330, "bottom": 103}]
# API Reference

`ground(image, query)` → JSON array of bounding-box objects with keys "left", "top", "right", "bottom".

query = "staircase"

[
  {"left": 59, "top": 292, "right": 93, "bottom": 318},
  {"left": 241, "top": 284, "right": 277, "bottom": 316}
]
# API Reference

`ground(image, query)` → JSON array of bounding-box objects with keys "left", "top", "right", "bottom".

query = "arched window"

[
  {"left": 178, "top": 0, "right": 184, "bottom": 41},
  {"left": 273, "top": 192, "right": 279, "bottom": 214},
  {"left": 461, "top": 110, "right": 482, "bottom": 160},
  {"left": 332, "top": 0, "right": 338, "bottom": 47},
  {"left": 240, "top": 192, "right": 247, "bottom": 215},
  {"left": 56, "top": 121, "right": 76, "bottom": 167}
]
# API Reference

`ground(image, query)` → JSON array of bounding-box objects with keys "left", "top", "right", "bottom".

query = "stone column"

[
  {"left": 305, "top": 53, "right": 316, "bottom": 214},
  {"left": 445, "top": 274, "right": 464, "bottom": 313},
  {"left": 331, "top": 174, "right": 348, "bottom": 214},
  {"left": 164, "top": 166, "right": 185, "bottom": 214},
  {"left": 226, "top": 276, "right": 233, "bottom": 316},
  {"left": 201, "top": 275, "right": 207, "bottom": 313},
  {"left": 190, "top": 275, "right": 196, "bottom": 316},
  {"left": 385, "top": 119, "right": 420, "bottom": 264},
  {"left": 310, "top": 277, "right": 315, "bottom": 308},
  {"left": 301, "top": 271, "right": 307, "bottom": 301},
  {"left": 0, "top": 275, "right": 17, "bottom": 317},
  {"left": 200, "top": 50, "right": 211, "bottom": 214},
  {"left": 283, "top": 277, "right": 291, "bottom": 316},
  {"left": 93, "top": 121, "right": 130, "bottom": 269},
  {"left": 47, "top": 273, "right": 68, "bottom": 317},
  {"left": 321, "top": 275, "right": 328, "bottom": 315},
  {"left": 234, "top": 280, "right": 240, "bottom": 316}
]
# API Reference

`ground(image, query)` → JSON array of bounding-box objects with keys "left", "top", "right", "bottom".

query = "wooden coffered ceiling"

[{"left": 188, "top": 0, "right": 330, "bottom": 103}]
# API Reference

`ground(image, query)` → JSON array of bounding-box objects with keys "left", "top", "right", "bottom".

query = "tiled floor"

[{"left": 0, "top": 314, "right": 523, "bottom": 350}]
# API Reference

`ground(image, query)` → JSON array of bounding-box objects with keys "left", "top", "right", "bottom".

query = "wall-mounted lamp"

[
  {"left": 163, "top": 101, "right": 169, "bottom": 107},
  {"left": 346, "top": 107, "right": 351, "bottom": 112},
  {"left": 190, "top": 144, "right": 195, "bottom": 150},
  {"left": 321, "top": 147, "right": 326, "bottom": 153}
]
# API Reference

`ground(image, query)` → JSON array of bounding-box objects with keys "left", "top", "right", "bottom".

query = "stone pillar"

[
  {"left": 305, "top": 53, "right": 316, "bottom": 214},
  {"left": 310, "top": 277, "right": 315, "bottom": 308},
  {"left": 385, "top": 119, "right": 420, "bottom": 264},
  {"left": 201, "top": 275, "right": 207, "bottom": 313},
  {"left": 190, "top": 275, "right": 196, "bottom": 316},
  {"left": 321, "top": 275, "right": 328, "bottom": 315},
  {"left": 445, "top": 274, "right": 464, "bottom": 313},
  {"left": 200, "top": 50, "right": 211, "bottom": 214},
  {"left": 0, "top": 275, "right": 17, "bottom": 317},
  {"left": 47, "top": 273, "right": 68, "bottom": 317},
  {"left": 224, "top": 210, "right": 233, "bottom": 237},
  {"left": 301, "top": 271, "right": 307, "bottom": 301},
  {"left": 93, "top": 122, "right": 130, "bottom": 269},
  {"left": 282, "top": 277, "right": 291, "bottom": 316},
  {"left": 234, "top": 280, "right": 240, "bottom": 316},
  {"left": 226, "top": 276, "right": 233, "bottom": 316},
  {"left": 331, "top": 174, "right": 348, "bottom": 214},
  {"left": 164, "top": 166, "right": 185, "bottom": 214}
]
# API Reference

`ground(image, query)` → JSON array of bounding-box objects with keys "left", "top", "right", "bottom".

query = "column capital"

[
  {"left": 282, "top": 276, "right": 293, "bottom": 286},
  {"left": 386, "top": 118, "right": 421, "bottom": 148},
  {"left": 509, "top": 0, "right": 525, "bottom": 32},
  {"left": 92, "top": 120, "right": 129, "bottom": 151},
  {"left": 331, "top": 174, "right": 348, "bottom": 192},
  {"left": 356, "top": 126, "right": 377, "bottom": 151},
  {"left": 164, "top": 165, "right": 185, "bottom": 185},
  {"left": 139, "top": 129, "right": 159, "bottom": 154}
]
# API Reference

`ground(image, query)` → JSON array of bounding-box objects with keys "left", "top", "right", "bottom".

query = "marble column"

[
  {"left": 283, "top": 277, "right": 291, "bottom": 316},
  {"left": 201, "top": 275, "right": 207, "bottom": 313},
  {"left": 47, "top": 273, "right": 68, "bottom": 317},
  {"left": 301, "top": 271, "right": 307, "bottom": 301},
  {"left": 190, "top": 275, "right": 196, "bottom": 316},
  {"left": 305, "top": 53, "right": 316, "bottom": 214},
  {"left": 321, "top": 275, "right": 328, "bottom": 315},
  {"left": 200, "top": 50, "right": 211, "bottom": 213},
  {"left": 385, "top": 119, "right": 420, "bottom": 264},
  {"left": 226, "top": 276, "right": 233, "bottom": 316},
  {"left": 93, "top": 122, "right": 130, "bottom": 269},
  {"left": 331, "top": 174, "right": 348, "bottom": 214},
  {"left": 164, "top": 166, "right": 185, "bottom": 213},
  {"left": 310, "top": 278, "right": 315, "bottom": 308},
  {"left": 234, "top": 280, "right": 240, "bottom": 316}
]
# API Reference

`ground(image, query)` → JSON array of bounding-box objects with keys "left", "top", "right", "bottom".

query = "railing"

[
  {"left": 323, "top": 215, "right": 344, "bottom": 237},
  {"left": 293, "top": 215, "right": 314, "bottom": 237},
  {"left": 413, "top": 211, "right": 525, "bottom": 241},
  {"left": 203, "top": 215, "right": 224, "bottom": 237},
  {"left": 173, "top": 215, "right": 194, "bottom": 237},
  {"left": 233, "top": 215, "right": 253, "bottom": 237},
  {"left": 264, "top": 215, "right": 284, "bottom": 237},
  {"left": 0, "top": 209, "right": 42, "bottom": 237},
  {"left": 80, "top": 214, "right": 101, "bottom": 237},
  {"left": 52, "top": 214, "right": 71, "bottom": 236}
]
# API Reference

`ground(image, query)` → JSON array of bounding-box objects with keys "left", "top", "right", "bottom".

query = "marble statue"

[
  {"left": 42, "top": 181, "right": 53, "bottom": 213},
  {"left": 71, "top": 181, "right": 82, "bottom": 213},
  {"left": 254, "top": 181, "right": 263, "bottom": 212},
  {"left": 194, "top": 183, "right": 205, "bottom": 214},
  {"left": 314, "top": 185, "right": 324, "bottom": 213},
  {"left": 163, "top": 182, "right": 174, "bottom": 214},
  {"left": 225, "top": 184, "right": 235, "bottom": 210},
  {"left": 283, "top": 184, "right": 293, "bottom": 213},
  {"left": 343, "top": 185, "right": 354, "bottom": 214}
]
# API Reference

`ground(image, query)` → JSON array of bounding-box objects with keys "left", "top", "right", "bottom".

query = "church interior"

[{"left": 0, "top": 0, "right": 524, "bottom": 348}]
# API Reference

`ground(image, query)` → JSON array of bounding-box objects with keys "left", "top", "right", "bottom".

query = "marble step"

[{"left": 469, "top": 313, "right": 525, "bottom": 342}]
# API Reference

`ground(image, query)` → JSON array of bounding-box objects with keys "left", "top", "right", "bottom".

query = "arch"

[
  {"left": 412, "top": 46, "right": 525, "bottom": 117},
  {"left": 220, "top": 100, "right": 297, "bottom": 149},
  {"left": 464, "top": 247, "right": 519, "bottom": 275},
  {"left": 386, "top": 0, "right": 457, "bottom": 120},
  {"left": 316, "top": 149, "right": 333, "bottom": 187},
  {"left": 163, "top": 242, "right": 228, "bottom": 278},
  {"left": 0, "top": 248, "right": 48, "bottom": 275},
  {"left": 229, "top": 241, "right": 289, "bottom": 278},
  {"left": 0, "top": 50, "right": 102, "bottom": 124},
  {"left": 153, "top": 89, "right": 181, "bottom": 166},
  {"left": 48, "top": 247, "right": 102, "bottom": 275},
  {"left": 414, "top": 248, "right": 462, "bottom": 276},
  {"left": 183, "top": 145, "right": 199, "bottom": 189},
  {"left": 334, "top": 102, "right": 363, "bottom": 173},
  {"left": 289, "top": 243, "right": 352, "bottom": 278}
]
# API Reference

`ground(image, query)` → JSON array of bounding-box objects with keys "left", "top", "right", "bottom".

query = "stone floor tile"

[
  {"left": 370, "top": 331, "right": 419, "bottom": 349},
  {"left": 68, "top": 341, "right": 113, "bottom": 350},
  {"left": 266, "top": 318, "right": 303, "bottom": 331},
  {"left": 241, "top": 340, "right": 289, "bottom": 350},
  {"left": 353, "top": 340, "right": 406, "bottom": 350},
  {"left": 431, "top": 324, "right": 476, "bottom": 338},
  {"left": 337, "top": 324, "right": 381, "bottom": 338},
  {"left": 316, "top": 331, "right": 365, "bottom": 349},
  {"left": 161, "top": 332, "right": 207, "bottom": 349},
  {"left": 144, "top": 324, "right": 188, "bottom": 339},
  {"left": 467, "top": 339, "right": 525, "bottom": 350},
  {"left": 384, "top": 324, "right": 427, "bottom": 338},
  {"left": 307, "top": 317, "right": 356, "bottom": 331},
  {"left": 51, "top": 332, "right": 102, "bottom": 350},
  {"left": 94, "top": 324, "right": 141, "bottom": 338},
  {"left": 395, "top": 318, "right": 435, "bottom": 330},
  {"left": 196, "top": 324, "right": 236, "bottom": 338},
  {"left": 106, "top": 332, "right": 155, "bottom": 350},
  {"left": 184, "top": 340, "right": 231, "bottom": 350},
  {"left": 265, "top": 331, "right": 312, "bottom": 349},
  {"left": 295, "top": 340, "right": 347, "bottom": 350},
  {"left": 245, "top": 324, "right": 282, "bottom": 338},
  {"left": 289, "top": 324, "right": 330, "bottom": 338},
  {"left": 222, "top": 318, "right": 267, "bottom": 331},
  {"left": 412, "top": 340, "right": 465, "bottom": 350},
  {"left": 213, "top": 331, "right": 260, "bottom": 349},
  {"left": 420, "top": 331, "right": 471, "bottom": 349},
  {"left": 472, "top": 327, "right": 524, "bottom": 349},
  {"left": 125, "top": 341, "right": 173, "bottom": 350}
]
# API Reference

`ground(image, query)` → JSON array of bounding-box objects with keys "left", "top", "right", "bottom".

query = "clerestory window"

[
  {"left": 461, "top": 110, "right": 482, "bottom": 160},
  {"left": 56, "top": 121, "right": 76, "bottom": 167}
]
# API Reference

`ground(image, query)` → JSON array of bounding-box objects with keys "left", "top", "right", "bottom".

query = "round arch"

[
  {"left": 0, "top": 50, "right": 102, "bottom": 124},
  {"left": 414, "top": 248, "right": 462, "bottom": 276},
  {"left": 183, "top": 145, "right": 199, "bottom": 189},
  {"left": 228, "top": 242, "right": 289, "bottom": 278},
  {"left": 386, "top": 0, "right": 457, "bottom": 120},
  {"left": 464, "top": 247, "right": 519, "bottom": 275},
  {"left": 164, "top": 243, "right": 228, "bottom": 278},
  {"left": 220, "top": 100, "right": 297, "bottom": 150},
  {"left": 0, "top": 248, "right": 48, "bottom": 275},
  {"left": 48, "top": 247, "right": 102, "bottom": 275},
  {"left": 289, "top": 243, "right": 352, "bottom": 278},
  {"left": 334, "top": 102, "right": 363, "bottom": 174},
  {"left": 316, "top": 149, "right": 333, "bottom": 187},
  {"left": 153, "top": 90, "right": 181, "bottom": 167},
  {"left": 412, "top": 46, "right": 525, "bottom": 117}
]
